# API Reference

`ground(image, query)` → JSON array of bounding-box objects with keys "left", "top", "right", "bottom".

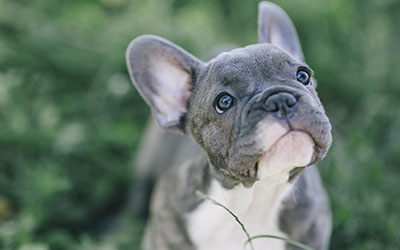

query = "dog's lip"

[
  {"left": 236, "top": 129, "right": 293, "bottom": 180},
  {"left": 254, "top": 161, "right": 259, "bottom": 179},
  {"left": 237, "top": 162, "right": 259, "bottom": 180},
  {"left": 253, "top": 129, "right": 316, "bottom": 179},
  {"left": 232, "top": 127, "right": 323, "bottom": 184}
]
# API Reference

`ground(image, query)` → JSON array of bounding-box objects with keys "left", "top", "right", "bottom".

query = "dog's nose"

[{"left": 264, "top": 92, "right": 297, "bottom": 113}]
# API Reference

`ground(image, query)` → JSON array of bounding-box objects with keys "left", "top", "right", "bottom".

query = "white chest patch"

[{"left": 187, "top": 179, "right": 292, "bottom": 250}]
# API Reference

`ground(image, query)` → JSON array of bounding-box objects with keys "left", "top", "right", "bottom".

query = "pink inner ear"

[
  {"left": 270, "top": 25, "right": 287, "bottom": 53},
  {"left": 150, "top": 59, "right": 191, "bottom": 126}
]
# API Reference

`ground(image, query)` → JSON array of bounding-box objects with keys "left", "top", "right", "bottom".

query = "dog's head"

[{"left": 127, "top": 2, "right": 332, "bottom": 188}]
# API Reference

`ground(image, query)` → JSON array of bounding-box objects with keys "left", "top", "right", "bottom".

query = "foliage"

[{"left": 0, "top": 0, "right": 399, "bottom": 249}]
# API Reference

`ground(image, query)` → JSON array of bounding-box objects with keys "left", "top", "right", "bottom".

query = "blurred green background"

[{"left": 0, "top": 0, "right": 399, "bottom": 249}]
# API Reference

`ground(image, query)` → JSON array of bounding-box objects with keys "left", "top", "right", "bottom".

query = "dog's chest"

[{"left": 186, "top": 179, "right": 291, "bottom": 250}]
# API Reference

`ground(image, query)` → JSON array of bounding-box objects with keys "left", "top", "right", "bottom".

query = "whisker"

[
  {"left": 291, "top": 184, "right": 301, "bottom": 194},
  {"left": 290, "top": 186, "right": 298, "bottom": 205}
]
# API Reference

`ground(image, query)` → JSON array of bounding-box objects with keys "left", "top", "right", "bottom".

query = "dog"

[{"left": 126, "top": 2, "right": 332, "bottom": 250}]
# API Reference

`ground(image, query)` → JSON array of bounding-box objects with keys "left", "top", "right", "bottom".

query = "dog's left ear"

[
  {"left": 258, "top": 1, "right": 304, "bottom": 62},
  {"left": 126, "top": 35, "right": 204, "bottom": 133}
]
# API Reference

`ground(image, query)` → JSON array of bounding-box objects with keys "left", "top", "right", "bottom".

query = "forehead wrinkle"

[
  {"left": 285, "top": 59, "right": 298, "bottom": 68},
  {"left": 255, "top": 52, "right": 297, "bottom": 82},
  {"left": 215, "top": 61, "right": 253, "bottom": 86}
]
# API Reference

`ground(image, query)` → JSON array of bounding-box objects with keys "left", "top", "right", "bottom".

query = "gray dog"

[{"left": 126, "top": 2, "right": 332, "bottom": 250}]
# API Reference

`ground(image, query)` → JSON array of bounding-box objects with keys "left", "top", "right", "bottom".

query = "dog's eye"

[
  {"left": 296, "top": 69, "right": 311, "bottom": 86},
  {"left": 215, "top": 93, "right": 236, "bottom": 114}
]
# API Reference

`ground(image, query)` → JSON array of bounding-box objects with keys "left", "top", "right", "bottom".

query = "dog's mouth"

[
  {"left": 247, "top": 161, "right": 306, "bottom": 184},
  {"left": 227, "top": 110, "right": 332, "bottom": 187},
  {"left": 236, "top": 130, "right": 315, "bottom": 185}
]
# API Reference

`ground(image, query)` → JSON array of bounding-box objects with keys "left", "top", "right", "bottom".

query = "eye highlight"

[
  {"left": 215, "top": 93, "right": 236, "bottom": 114},
  {"left": 296, "top": 69, "right": 311, "bottom": 86}
]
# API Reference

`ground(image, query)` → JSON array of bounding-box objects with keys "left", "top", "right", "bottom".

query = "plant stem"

[
  {"left": 195, "top": 190, "right": 255, "bottom": 250},
  {"left": 244, "top": 235, "right": 316, "bottom": 250}
]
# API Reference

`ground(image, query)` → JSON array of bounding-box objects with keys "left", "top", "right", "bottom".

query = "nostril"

[
  {"left": 265, "top": 98, "right": 279, "bottom": 112},
  {"left": 285, "top": 94, "right": 297, "bottom": 108},
  {"left": 264, "top": 92, "right": 297, "bottom": 113}
]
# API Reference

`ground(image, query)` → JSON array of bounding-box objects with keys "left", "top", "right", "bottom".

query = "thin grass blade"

[{"left": 244, "top": 235, "right": 315, "bottom": 250}]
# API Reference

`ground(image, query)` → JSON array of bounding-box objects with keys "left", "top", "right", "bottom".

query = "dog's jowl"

[{"left": 126, "top": 2, "right": 332, "bottom": 250}]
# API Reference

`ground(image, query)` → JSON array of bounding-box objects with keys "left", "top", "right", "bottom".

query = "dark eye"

[
  {"left": 296, "top": 69, "right": 311, "bottom": 86},
  {"left": 215, "top": 93, "right": 236, "bottom": 114}
]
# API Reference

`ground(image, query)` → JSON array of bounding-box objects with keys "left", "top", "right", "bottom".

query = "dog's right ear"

[
  {"left": 126, "top": 35, "right": 204, "bottom": 134},
  {"left": 258, "top": 1, "right": 304, "bottom": 62}
]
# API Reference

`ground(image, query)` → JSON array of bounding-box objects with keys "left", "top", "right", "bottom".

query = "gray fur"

[
  {"left": 127, "top": 1, "right": 332, "bottom": 249},
  {"left": 280, "top": 166, "right": 332, "bottom": 250}
]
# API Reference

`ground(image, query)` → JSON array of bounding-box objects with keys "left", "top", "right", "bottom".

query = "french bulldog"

[{"left": 126, "top": 2, "right": 332, "bottom": 250}]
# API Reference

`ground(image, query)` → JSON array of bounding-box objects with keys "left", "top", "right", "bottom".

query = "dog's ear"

[
  {"left": 126, "top": 35, "right": 204, "bottom": 133},
  {"left": 258, "top": 1, "right": 304, "bottom": 62}
]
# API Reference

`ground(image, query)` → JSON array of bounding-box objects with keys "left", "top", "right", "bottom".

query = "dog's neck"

[
  {"left": 187, "top": 171, "right": 293, "bottom": 250},
  {"left": 208, "top": 175, "right": 292, "bottom": 215}
]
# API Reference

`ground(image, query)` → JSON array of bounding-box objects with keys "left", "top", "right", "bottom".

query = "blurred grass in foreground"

[{"left": 0, "top": 0, "right": 399, "bottom": 249}]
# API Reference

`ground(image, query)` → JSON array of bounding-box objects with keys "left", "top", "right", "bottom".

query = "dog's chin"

[{"left": 256, "top": 131, "right": 315, "bottom": 184}]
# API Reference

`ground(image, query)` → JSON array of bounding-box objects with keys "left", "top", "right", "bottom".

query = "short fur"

[{"left": 126, "top": 2, "right": 332, "bottom": 250}]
